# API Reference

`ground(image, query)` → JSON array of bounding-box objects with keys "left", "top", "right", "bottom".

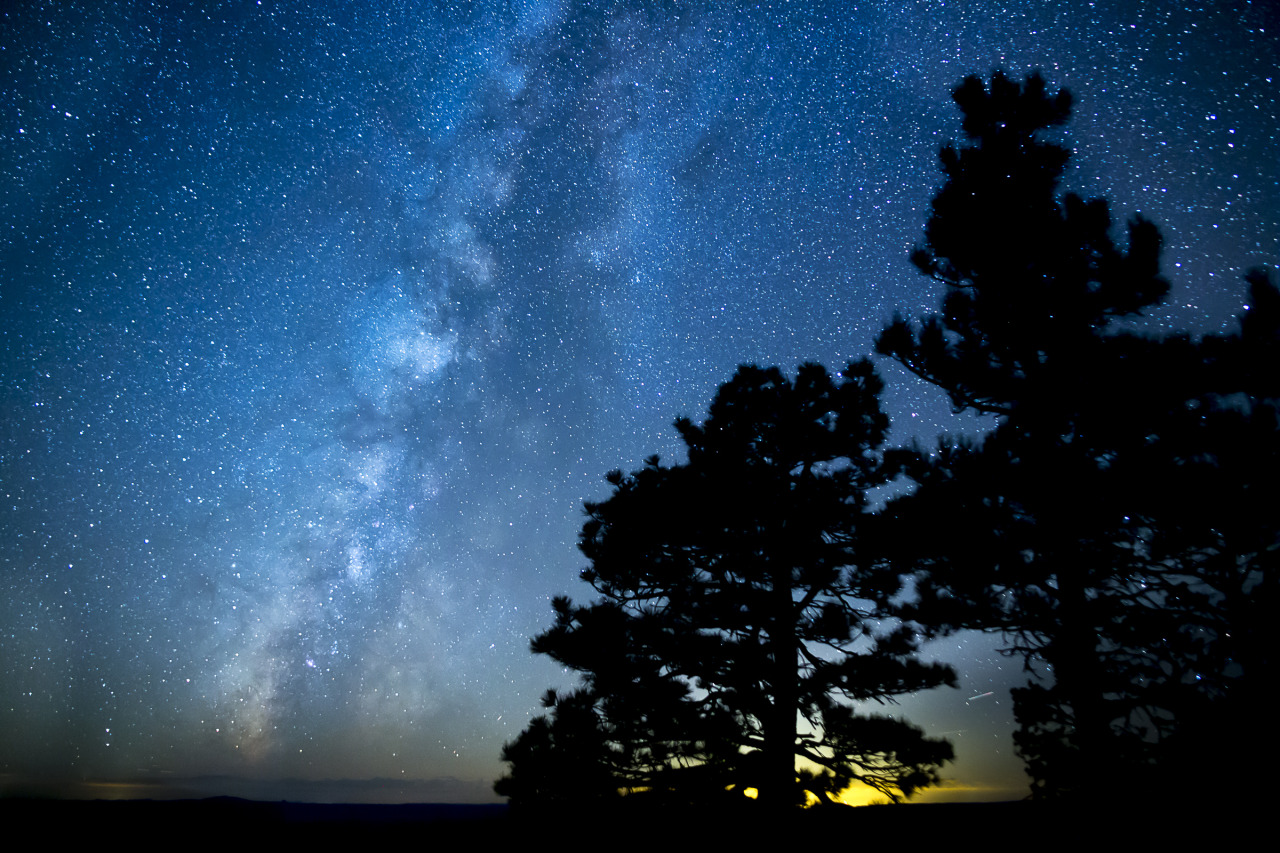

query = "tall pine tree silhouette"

[
  {"left": 881, "top": 71, "right": 1276, "bottom": 798},
  {"left": 878, "top": 71, "right": 1179, "bottom": 797},
  {"left": 498, "top": 362, "right": 955, "bottom": 808}
]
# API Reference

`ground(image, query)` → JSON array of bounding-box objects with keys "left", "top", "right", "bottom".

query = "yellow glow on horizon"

[{"left": 830, "top": 786, "right": 892, "bottom": 807}]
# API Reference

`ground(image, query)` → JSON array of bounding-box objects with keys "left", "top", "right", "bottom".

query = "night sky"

[{"left": 2, "top": 1, "right": 1276, "bottom": 805}]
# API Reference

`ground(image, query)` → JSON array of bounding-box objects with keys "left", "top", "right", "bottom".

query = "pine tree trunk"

[
  {"left": 1052, "top": 550, "right": 1109, "bottom": 798},
  {"left": 760, "top": 559, "right": 797, "bottom": 809}
]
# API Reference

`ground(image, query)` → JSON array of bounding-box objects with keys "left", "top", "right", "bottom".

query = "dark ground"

[{"left": 0, "top": 796, "right": 1233, "bottom": 847}]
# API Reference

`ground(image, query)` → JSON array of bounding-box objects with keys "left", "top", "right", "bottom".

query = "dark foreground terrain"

[{"left": 0, "top": 795, "right": 1231, "bottom": 847}]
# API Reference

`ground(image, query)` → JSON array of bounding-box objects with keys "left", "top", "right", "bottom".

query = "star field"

[{"left": 2, "top": 1, "right": 1276, "bottom": 803}]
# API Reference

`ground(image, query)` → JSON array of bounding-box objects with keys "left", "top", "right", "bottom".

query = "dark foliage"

[
  {"left": 878, "top": 71, "right": 1276, "bottom": 798},
  {"left": 496, "top": 362, "right": 955, "bottom": 808},
  {"left": 879, "top": 71, "right": 1168, "bottom": 418}
]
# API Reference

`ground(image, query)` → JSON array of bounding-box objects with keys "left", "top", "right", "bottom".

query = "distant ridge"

[{"left": 1, "top": 796, "right": 509, "bottom": 840}]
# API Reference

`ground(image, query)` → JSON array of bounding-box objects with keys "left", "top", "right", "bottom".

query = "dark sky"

[{"left": 2, "top": 0, "right": 1275, "bottom": 804}]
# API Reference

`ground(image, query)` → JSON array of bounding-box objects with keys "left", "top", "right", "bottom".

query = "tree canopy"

[
  {"left": 496, "top": 361, "right": 955, "bottom": 808},
  {"left": 877, "top": 71, "right": 1276, "bottom": 798}
]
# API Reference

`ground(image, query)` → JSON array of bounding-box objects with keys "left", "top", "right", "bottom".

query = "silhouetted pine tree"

[
  {"left": 498, "top": 362, "right": 955, "bottom": 809},
  {"left": 878, "top": 71, "right": 1275, "bottom": 798}
]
